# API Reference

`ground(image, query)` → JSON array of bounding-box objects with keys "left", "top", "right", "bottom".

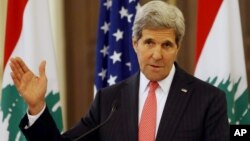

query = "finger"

[
  {"left": 10, "top": 58, "right": 25, "bottom": 77},
  {"left": 11, "top": 72, "right": 23, "bottom": 97},
  {"left": 10, "top": 72, "right": 21, "bottom": 88},
  {"left": 10, "top": 60, "right": 22, "bottom": 81},
  {"left": 39, "top": 60, "right": 46, "bottom": 78},
  {"left": 15, "top": 57, "right": 31, "bottom": 73}
]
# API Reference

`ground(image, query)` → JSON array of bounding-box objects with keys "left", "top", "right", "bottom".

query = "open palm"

[{"left": 10, "top": 57, "right": 47, "bottom": 114}]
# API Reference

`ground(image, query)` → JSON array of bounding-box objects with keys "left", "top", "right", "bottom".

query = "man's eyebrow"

[
  {"left": 162, "top": 40, "right": 173, "bottom": 44},
  {"left": 143, "top": 38, "right": 154, "bottom": 42}
]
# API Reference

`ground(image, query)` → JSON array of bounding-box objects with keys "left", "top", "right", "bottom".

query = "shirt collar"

[{"left": 140, "top": 65, "right": 176, "bottom": 94}]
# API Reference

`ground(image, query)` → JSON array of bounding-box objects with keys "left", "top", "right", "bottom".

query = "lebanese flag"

[
  {"left": 195, "top": 0, "right": 250, "bottom": 124},
  {"left": 0, "top": 0, "right": 63, "bottom": 140}
]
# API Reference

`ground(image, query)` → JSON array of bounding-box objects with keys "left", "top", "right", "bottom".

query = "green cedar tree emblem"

[
  {"left": 207, "top": 76, "right": 250, "bottom": 125},
  {"left": 0, "top": 84, "right": 63, "bottom": 141}
]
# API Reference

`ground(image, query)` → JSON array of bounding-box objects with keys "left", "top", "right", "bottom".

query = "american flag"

[{"left": 95, "top": 0, "right": 140, "bottom": 91}]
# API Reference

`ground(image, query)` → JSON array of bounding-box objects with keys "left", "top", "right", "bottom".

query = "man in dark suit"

[{"left": 10, "top": 0, "right": 229, "bottom": 141}]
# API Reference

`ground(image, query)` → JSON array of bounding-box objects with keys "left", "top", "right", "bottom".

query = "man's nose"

[{"left": 152, "top": 46, "right": 163, "bottom": 60}]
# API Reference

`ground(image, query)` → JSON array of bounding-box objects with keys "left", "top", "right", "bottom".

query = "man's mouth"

[{"left": 149, "top": 64, "right": 163, "bottom": 69}]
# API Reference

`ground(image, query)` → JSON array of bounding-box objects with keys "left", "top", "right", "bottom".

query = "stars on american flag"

[
  {"left": 107, "top": 75, "right": 117, "bottom": 86},
  {"left": 119, "top": 6, "right": 133, "bottom": 23},
  {"left": 126, "top": 62, "right": 132, "bottom": 71},
  {"left": 103, "top": 0, "right": 112, "bottom": 10},
  {"left": 100, "top": 45, "right": 109, "bottom": 57},
  {"left": 110, "top": 51, "right": 122, "bottom": 64},
  {"left": 100, "top": 22, "right": 110, "bottom": 34},
  {"left": 129, "top": 0, "right": 136, "bottom": 3},
  {"left": 95, "top": 0, "right": 139, "bottom": 90},
  {"left": 113, "top": 29, "right": 124, "bottom": 41},
  {"left": 98, "top": 68, "right": 107, "bottom": 80}
]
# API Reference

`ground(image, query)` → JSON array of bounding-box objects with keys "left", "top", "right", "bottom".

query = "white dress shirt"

[{"left": 138, "top": 65, "right": 176, "bottom": 136}]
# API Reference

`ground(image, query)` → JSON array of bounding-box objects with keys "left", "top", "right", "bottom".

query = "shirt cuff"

[{"left": 25, "top": 105, "right": 46, "bottom": 129}]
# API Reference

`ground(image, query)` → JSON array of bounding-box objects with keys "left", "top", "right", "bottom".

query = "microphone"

[{"left": 73, "top": 100, "right": 118, "bottom": 141}]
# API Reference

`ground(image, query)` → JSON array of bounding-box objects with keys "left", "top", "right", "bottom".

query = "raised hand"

[{"left": 10, "top": 57, "right": 47, "bottom": 115}]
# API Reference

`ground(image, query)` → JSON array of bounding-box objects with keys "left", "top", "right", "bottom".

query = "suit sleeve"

[
  {"left": 19, "top": 91, "right": 102, "bottom": 141},
  {"left": 19, "top": 107, "right": 67, "bottom": 141},
  {"left": 204, "top": 90, "right": 230, "bottom": 141}
]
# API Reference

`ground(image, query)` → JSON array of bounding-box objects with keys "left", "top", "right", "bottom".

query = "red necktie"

[{"left": 139, "top": 81, "right": 159, "bottom": 141}]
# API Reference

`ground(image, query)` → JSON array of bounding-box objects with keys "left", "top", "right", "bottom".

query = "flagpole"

[
  {"left": 0, "top": 0, "right": 7, "bottom": 99},
  {"left": 49, "top": 0, "right": 67, "bottom": 131}
]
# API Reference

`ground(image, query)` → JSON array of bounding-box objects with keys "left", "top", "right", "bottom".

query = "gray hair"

[{"left": 132, "top": 0, "right": 185, "bottom": 46}]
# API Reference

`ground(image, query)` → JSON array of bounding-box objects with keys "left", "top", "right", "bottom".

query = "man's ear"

[
  {"left": 132, "top": 37, "right": 138, "bottom": 53},
  {"left": 176, "top": 44, "right": 181, "bottom": 54}
]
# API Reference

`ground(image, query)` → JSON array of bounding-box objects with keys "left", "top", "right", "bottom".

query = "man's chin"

[{"left": 144, "top": 73, "right": 167, "bottom": 81}]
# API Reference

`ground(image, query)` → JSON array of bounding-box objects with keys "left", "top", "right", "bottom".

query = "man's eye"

[
  {"left": 144, "top": 40, "right": 154, "bottom": 46},
  {"left": 145, "top": 41, "right": 152, "bottom": 44},
  {"left": 163, "top": 42, "right": 173, "bottom": 48}
]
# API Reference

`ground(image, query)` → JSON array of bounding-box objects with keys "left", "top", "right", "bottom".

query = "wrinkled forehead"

[{"left": 140, "top": 28, "right": 176, "bottom": 40}]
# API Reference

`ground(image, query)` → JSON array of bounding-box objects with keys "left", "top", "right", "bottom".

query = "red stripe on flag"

[
  {"left": 195, "top": 0, "right": 223, "bottom": 65},
  {"left": 4, "top": 0, "right": 27, "bottom": 68}
]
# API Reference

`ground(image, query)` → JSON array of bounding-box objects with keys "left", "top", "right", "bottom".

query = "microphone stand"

[{"left": 73, "top": 100, "right": 118, "bottom": 141}]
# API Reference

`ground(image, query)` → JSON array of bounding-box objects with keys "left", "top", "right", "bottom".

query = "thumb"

[{"left": 39, "top": 60, "right": 46, "bottom": 77}]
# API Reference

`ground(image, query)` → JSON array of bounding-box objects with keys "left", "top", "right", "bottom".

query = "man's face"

[{"left": 133, "top": 28, "right": 179, "bottom": 81}]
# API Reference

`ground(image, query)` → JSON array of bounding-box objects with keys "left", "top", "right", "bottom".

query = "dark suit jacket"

[{"left": 20, "top": 64, "right": 229, "bottom": 141}]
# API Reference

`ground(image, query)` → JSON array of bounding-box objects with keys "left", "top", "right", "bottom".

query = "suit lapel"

[
  {"left": 156, "top": 65, "right": 194, "bottom": 141},
  {"left": 120, "top": 73, "right": 140, "bottom": 141}
]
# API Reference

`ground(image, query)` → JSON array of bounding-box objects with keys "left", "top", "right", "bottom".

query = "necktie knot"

[{"left": 149, "top": 81, "right": 159, "bottom": 94}]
